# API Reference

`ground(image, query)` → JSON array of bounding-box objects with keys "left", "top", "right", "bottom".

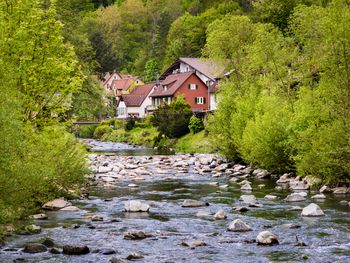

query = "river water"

[{"left": 1, "top": 140, "right": 349, "bottom": 263}]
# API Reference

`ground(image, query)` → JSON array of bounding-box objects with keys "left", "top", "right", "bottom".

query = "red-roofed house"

[
  {"left": 117, "top": 82, "right": 156, "bottom": 118},
  {"left": 149, "top": 72, "right": 209, "bottom": 112},
  {"left": 160, "top": 58, "right": 227, "bottom": 111},
  {"left": 112, "top": 76, "right": 142, "bottom": 96}
]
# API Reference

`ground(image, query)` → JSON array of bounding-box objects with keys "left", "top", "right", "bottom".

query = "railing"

[{"left": 146, "top": 105, "right": 158, "bottom": 111}]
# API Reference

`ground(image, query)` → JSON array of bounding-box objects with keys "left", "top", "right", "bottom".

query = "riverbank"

[
  {"left": 1, "top": 140, "right": 349, "bottom": 262},
  {"left": 74, "top": 120, "right": 213, "bottom": 154}
]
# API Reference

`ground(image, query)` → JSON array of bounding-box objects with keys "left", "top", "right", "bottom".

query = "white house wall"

[
  {"left": 117, "top": 101, "right": 128, "bottom": 119},
  {"left": 210, "top": 93, "right": 217, "bottom": 111}
]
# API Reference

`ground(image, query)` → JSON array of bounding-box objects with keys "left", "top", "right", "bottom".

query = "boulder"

[
  {"left": 62, "top": 245, "right": 90, "bottom": 255},
  {"left": 332, "top": 187, "right": 348, "bottom": 195},
  {"left": 181, "top": 200, "right": 209, "bottom": 207},
  {"left": 91, "top": 215, "right": 104, "bottom": 221},
  {"left": 60, "top": 206, "right": 80, "bottom": 212},
  {"left": 42, "top": 199, "right": 72, "bottom": 211},
  {"left": 124, "top": 230, "right": 153, "bottom": 240},
  {"left": 240, "top": 183, "right": 252, "bottom": 191},
  {"left": 301, "top": 203, "right": 324, "bottom": 217},
  {"left": 233, "top": 206, "right": 249, "bottom": 212},
  {"left": 42, "top": 237, "right": 55, "bottom": 248},
  {"left": 311, "top": 194, "right": 326, "bottom": 200},
  {"left": 276, "top": 173, "right": 290, "bottom": 184},
  {"left": 239, "top": 195, "right": 257, "bottom": 205},
  {"left": 264, "top": 195, "right": 278, "bottom": 200},
  {"left": 126, "top": 252, "right": 144, "bottom": 260},
  {"left": 215, "top": 163, "right": 229, "bottom": 172},
  {"left": 256, "top": 231, "right": 279, "bottom": 245},
  {"left": 319, "top": 185, "right": 332, "bottom": 194},
  {"left": 289, "top": 180, "right": 309, "bottom": 190},
  {"left": 124, "top": 200, "right": 150, "bottom": 212},
  {"left": 228, "top": 219, "right": 252, "bottom": 232},
  {"left": 285, "top": 193, "right": 306, "bottom": 202},
  {"left": 23, "top": 243, "right": 47, "bottom": 253},
  {"left": 181, "top": 240, "right": 207, "bottom": 249},
  {"left": 97, "top": 166, "right": 113, "bottom": 173},
  {"left": 214, "top": 209, "right": 227, "bottom": 220},
  {"left": 29, "top": 213, "right": 48, "bottom": 220}
]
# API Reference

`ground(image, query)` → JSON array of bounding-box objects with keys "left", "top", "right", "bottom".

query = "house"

[
  {"left": 160, "top": 58, "right": 226, "bottom": 111},
  {"left": 117, "top": 82, "right": 155, "bottom": 118},
  {"left": 112, "top": 75, "right": 143, "bottom": 96},
  {"left": 100, "top": 71, "right": 122, "bottom": 92},
  {"left": 149, "top": 72, "right": 209, "bottom": 112}
]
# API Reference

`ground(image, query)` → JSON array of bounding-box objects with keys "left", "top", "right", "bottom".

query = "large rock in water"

[
  {"left": 214, "top": 209, "right": 227, "bottom": 220},
  {"left": 124, "top": 200, "right": 150, "bottom": 212},
  {"left": 301, "top": 203, "right": 325, "bottom": 217},
  {"left": 181, "top": 200, "right": 209, "bottom": 207},
  {"left": 228, "top": 219, "right": 252, "bottom": 232},
  {"left": 42, "top": 199, "right": 72, "bottom": 211},
  {"left": 256, "top": 231, "right": 279, "bottom": 245},
  {"left": 23, "top": 243, "right": 47, "bottom": 253},
  {"left": 239, "top": 195, "right": 257, "bottom": 205},
  {"left": 285, "top": 193, "right": 306, "bottom": 202},
  {"left": 62, "top": 245, "right": 90, "bottom": 255}
]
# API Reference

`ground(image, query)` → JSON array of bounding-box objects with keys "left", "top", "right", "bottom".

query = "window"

[
  {"left": 163, "top": 85, "right": 168, "bottom": 91},
  {"left": 195, "top": 97, "right": 206, "bottom": 105},
  {"left": 162, "top": 97, "right": 171, "bottom": 103},
  {"left": 188, "top": 84, "right": 198, "bottom": 90}
]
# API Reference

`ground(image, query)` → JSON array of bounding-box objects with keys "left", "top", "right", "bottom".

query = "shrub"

[
  {"left": 73, "top": 124, "right": 98, "bottom": 138},
  {"left": 188, "top": 116, "right": 204, "bottom": 134},
  {"left": 125, "top": 117, "right": 136, "bottom": 131},
  {"left": 93, "top": 125, "right": 113, "bottom": 139},
  {"left": 151, "top": 97, "right": 192, "bottom": 138}
]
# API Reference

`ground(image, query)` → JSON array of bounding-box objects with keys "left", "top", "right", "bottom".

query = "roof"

[
  {"left": 113, "top": 78, "right": 134, "bottom": 91},
  {"left": 149, "top": 72, "right": 194, "bottom": 97},
  {"left": 209, "top": 82, "right": 219, "bottom": 93},
  {"left": 121, "top": 83, "right": 155, "bottom": 107},
  {"left": 102, "top": 72, "right": 122, "bottom": 85},
  {"left": 160, "top": 58, "right": 226, "bottom": 81}
]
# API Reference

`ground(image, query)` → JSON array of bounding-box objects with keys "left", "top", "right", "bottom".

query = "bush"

[
  {"left": 93, "top": 125, "right": 113, "bottom": 139},
  {"left": 0, "top": 126, "right": 87, "bottom": 224},
  {"left": 73, "top": 124, "right": 98, "bottom": 138},
  {"left": 102, "top": 129, "right": 130, "bottom": 142},
  {"left": 125, "top": 117, "right": 136, "bottom": 131},
  {"left": 188, "top": 116, "right": 204, "bottom": 134},
  {"left": 151, "top": 97, "right": 192, "bottom": 138}
]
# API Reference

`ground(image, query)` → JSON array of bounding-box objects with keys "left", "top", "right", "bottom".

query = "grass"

[{"left": 175, "top": 130, "right": 213, "bottom": 153}]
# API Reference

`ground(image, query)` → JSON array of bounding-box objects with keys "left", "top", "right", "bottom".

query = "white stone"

[
  {"left": 60, "top": 206, "right": 80, "bottom": 212},
  {"left": 98, "top": 166, "right": 113, "bottom": 173},
  {"left": 265, "top": 195, "right": 278, "bottom": 200},
  {"left": 256, "top": 231, "right": 279, "bottom": 245},
  {"left": 240, "top": 183, "right": 252, "bottom": 191},
  {"left": 285, "top": 193, "right": 306, "bottom": 202},
  {"left": 42, "top": 199, "right": 72, "bottom": 211},
  {"left": 124, "top": 200, "right": 150, "bottom": 212},
  {"left": 301, "top": 203, "right": 324, "bottom": 217},
  {"left": 214, "top": 209, "right": 227, "bottom": 220},
  {"left": 228, "top": 219, "right": 252, "bottom": 232},
  {"left": 311, "top": 194, "right": 326, "bottom": 200},
  {"left": 240, "top": 195, "right": 257, "bottom": 205}
]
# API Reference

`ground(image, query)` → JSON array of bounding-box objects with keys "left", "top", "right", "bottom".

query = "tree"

[
  {"left": 151, "top": 97, "right": 192, "bottom": 138},
  {"left": 1, "top": 0, "right": 84, "bottom": 126}
]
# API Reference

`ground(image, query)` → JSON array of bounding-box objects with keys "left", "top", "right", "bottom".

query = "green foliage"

[
  {"left": 143, "top": 58, "right": 160, "bottom": 82},
  {"left": 175, "top": 130, "right": 212, "bottom": 153},
  {"left": 125, "top": 117, "right": 136, "bottom": 131},
  {"left": 73, "top": 124, "right": 98, "bottom": 138},
  {"left": 188, "top": 116, "right": 204, "bottom": 134},
  {"left": 151, "top": 97, "right": 193, "bottom": 138},
  {"left": 0, "top": 0, "right": 88, "bottom": 224},
  {"left": 94, "top": 125, "right": 113, "bottom": 138}
]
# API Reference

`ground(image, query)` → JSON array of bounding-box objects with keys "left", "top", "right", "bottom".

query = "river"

[{"left": 0, "top": 140, "right": 349, "bottom": 263}]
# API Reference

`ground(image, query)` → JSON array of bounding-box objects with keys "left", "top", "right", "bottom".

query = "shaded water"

[{"left": 1, "top": 142, "right": 350, "bottom": 263}]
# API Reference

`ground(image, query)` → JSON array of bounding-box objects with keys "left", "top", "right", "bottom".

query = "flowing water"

[{"left": 1, "top": 140, "right": 349, "bottom": 263}]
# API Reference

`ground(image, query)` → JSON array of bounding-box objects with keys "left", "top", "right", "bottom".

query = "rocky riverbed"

[{"left": 0, "top": 140, "right": 349, "bottom": 263}]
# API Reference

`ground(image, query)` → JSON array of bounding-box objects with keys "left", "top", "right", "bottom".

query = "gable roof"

[
  {"left": 121, "top": 82, "right": 155, "bottom": 107},
  {"left": 113, "top": 78, "right": 134, "bottom": 91},
  {"left": 160, "top": 58, "right": 225, "bottom": 81},
  {"left": 150, "top": 72, "right": 205, "bottom": 97},
  {"left": 102, "top": 72, "right": 122, "bottom": 86}
]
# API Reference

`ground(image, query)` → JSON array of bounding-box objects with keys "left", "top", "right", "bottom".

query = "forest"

[{"left": 0, "top": 0, "right": 349, "bottom": 227}]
